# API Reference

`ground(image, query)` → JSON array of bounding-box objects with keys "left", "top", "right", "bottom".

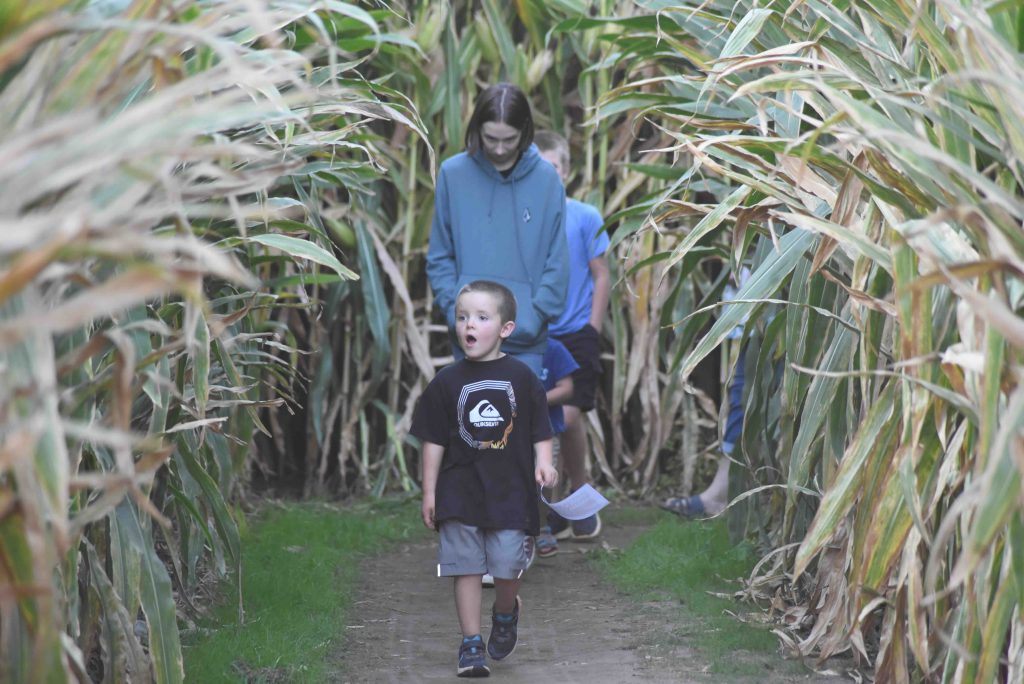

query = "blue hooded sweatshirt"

[{"left": 427, "top": 144, "right": 569, "bottom": 357}]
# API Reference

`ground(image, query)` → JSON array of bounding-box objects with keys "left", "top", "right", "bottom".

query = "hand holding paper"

[{"left": 540, "top": 484, "right": 609, "bottom": 521}]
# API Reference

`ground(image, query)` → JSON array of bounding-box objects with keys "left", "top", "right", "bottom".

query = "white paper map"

[{"left": 540, "top": 484, "right": 609, "bottom": 521}]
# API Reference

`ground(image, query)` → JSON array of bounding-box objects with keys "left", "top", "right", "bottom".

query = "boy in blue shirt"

[
  {"left": 411, "top": 280, "right": 558, "bottom": 677},
  {"left": 535, "top": 130, "right": 610, "bottom": 541},
  {"left": 536, "top": 338, "right": 579, "bottom": 557}
]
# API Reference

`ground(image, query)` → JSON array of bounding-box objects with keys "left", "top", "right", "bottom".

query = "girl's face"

[{"left": 481, "top": 121, "right": 521, "bottom": 171}]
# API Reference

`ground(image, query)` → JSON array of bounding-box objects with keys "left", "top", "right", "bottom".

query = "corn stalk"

[
  {"left": 598, "top": 0, "right": 1024, "bottom": 678},
  {"left": 0, "top": 1, "right": 424, "bottom": 681}
]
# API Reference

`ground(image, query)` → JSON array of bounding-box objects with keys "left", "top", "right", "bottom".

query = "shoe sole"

[
  {"left": 536, "top": 548, "right": 558, "bottom": 558},
  {"left": 552, "top": 526, "right": 573, "bottom": 541},
  {"left": 457, "top": 664, "right": 490, "bottom": 677},
  {"left": 488, "top": 595, "right": 522, "bottom": 661}
]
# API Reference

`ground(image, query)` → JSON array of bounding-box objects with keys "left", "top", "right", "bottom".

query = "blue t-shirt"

[
  {"left": 540, "top": 339, "right": 579, "bottom": 434},
  {"left": 549, "top": 198, "right": 608, "bottom": 336}
]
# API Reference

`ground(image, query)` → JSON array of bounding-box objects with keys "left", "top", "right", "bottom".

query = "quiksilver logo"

[
  {"left": 523, "top": 208, "right": 531, "bottom": 222},
  {"left": 469, "top": 400, "right": 504, "bottom": 427}
]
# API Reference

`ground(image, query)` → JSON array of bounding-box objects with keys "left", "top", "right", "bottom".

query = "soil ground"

[{"left": 332, "top": 505, "right": 844, "bottom": 683}]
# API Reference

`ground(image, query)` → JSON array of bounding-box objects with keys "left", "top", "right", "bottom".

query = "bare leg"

[
  {"left": 454, "top": 575, "right": 483, "bottom": 636},
  {"left": 695, "top": 343, "right": 744, "bottom": 516},
  {"left": 560, "top": 405, "right": 588, "bottom": 491},
  {"left": 697, "top": 453, "right": 730, "bottom": 515},
  {"left": 492, "top": 577, "right": 521, "bottom": 614}
]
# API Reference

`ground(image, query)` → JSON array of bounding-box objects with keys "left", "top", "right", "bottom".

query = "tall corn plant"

[
  {"left": 598, "top": 0, "right": 1024, "bottom": 678},
  {"left": 0, "top": 1, "right": 424, "bottom": 681}
]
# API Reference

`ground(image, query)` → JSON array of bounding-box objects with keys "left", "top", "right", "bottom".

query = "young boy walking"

[
  {"left": 411, "top": 280, "right": 559, "bottom": 678},
  {"left": 534, "top": 130, "right": 610, "bottom": 542}
]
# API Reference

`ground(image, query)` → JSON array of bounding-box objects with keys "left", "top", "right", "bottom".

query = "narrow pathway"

[{"left": 332, "top": 510, "right": 837, "bottom": 683}]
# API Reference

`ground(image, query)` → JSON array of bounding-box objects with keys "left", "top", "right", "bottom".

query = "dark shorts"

[{"left": 554, "top": 324, "right": 602, "bottom": 411}]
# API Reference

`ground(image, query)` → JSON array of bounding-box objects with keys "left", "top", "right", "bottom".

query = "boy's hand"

[
  {"left": 421, "top": 494, "right": 436, "bottom": 530},
  {"left": 535, "top": 463, "right": 558, "bottom": 489}
]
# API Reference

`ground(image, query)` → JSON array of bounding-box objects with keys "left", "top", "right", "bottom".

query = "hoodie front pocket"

[{"left": 502, "top": 279, "right": 542, "bottom": 348}]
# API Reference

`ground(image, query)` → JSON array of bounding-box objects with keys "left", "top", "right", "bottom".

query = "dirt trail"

[{"left": 333, "top": 509, "right": 837, "bottom": 683}]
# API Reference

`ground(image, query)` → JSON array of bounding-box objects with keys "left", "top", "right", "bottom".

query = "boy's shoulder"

[
  {"left": 496, "top": 354, "right": 536, "bottom": 378},
  {"left": 566, "top": 197, "right": 603, "bottom": 224},
  {"left": 496, "top": 356, "right": 545, "bottom": 392},
  {"left": 438, "top": 355, "right": 534, "bottom": 379},
  {"left": 525, "top": 146, "right": 563, "bottom": 183},
  {"left": 434, "top": 357, "right": 472, "bottom": 378},
  {"left": 424, "top": 360, "right": 464, "bottom": 392}
]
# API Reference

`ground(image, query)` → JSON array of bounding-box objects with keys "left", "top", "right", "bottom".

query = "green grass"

[
  {"left": 182, "top": 497, "right": 424, "bottom": 683},
  {"left": 592, "top": 508, "right": 793, "bottom": 675}
]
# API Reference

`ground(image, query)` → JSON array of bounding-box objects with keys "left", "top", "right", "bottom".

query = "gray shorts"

[{"left": 437, "top": 522, "right": 527, "bottom": 579}]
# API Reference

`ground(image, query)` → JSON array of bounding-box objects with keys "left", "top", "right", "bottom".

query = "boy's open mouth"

[{"left": 466, "top": 334, "right": 477, "bottom": 344}]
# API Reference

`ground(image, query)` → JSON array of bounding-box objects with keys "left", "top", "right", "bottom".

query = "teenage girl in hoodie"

[{"left": 427, "top": 83, "right": 569, "bottom": 378}]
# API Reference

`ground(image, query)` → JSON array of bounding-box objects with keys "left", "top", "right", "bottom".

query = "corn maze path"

[{"left": 333, "top": 505, "right": 842, "bottom": 683}]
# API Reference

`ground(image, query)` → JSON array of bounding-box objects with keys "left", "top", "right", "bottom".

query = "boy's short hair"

[
  {"left": 456, "top": 280, "right": 517, "bottom": 324},
  {"left": 534, "top": 129, "right": 570, "bottom": 167}
]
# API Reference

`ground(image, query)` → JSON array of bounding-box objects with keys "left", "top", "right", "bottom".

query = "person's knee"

[{"left": 563, "top": 405, "right": 582, "bottom": 430}]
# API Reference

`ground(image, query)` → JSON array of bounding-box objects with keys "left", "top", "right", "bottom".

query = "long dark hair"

[{"left": 464, "top": 83, "right": 534, "bottom": 157}]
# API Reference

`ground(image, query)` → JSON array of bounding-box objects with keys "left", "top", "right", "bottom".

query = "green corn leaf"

[
  {"left": 355, "top": 221, "right": 391, "bottom": 358},
  {"left": 481, "top": 0, "right": 520, "bottom": 74},
  {"left": 858, "top": 471, "right": 913, "bottom": 592},
  {"left": 192, "top": 310, "right": 210, "bottom": 419},
  {"left": 442, "top": 10, "right": 463, "bottom": 147},
  {"left": 212, "top": 338, "right": 270, "bottom": 438},
  {"left": 174, "top": 436, "right": 240, "bottom": 564},
  {"left": 664, "top": 185, "right": 750, "bottom": 273},
  {"left": 718, "top": 8, "right": 773, "bottom": 59},
  {"left": 242, "top": 234, "right": 357, "bottom": 280},
  {"left": 86, "top": 542, "right": 150, "bottom": 683},
  {"left": 680, "top": 228, "right": 817, "bottom": 379},
  {"left": 166, "top": 484, "right": 215, "bottom": 549},
  {"left": 975, "top": 560, "right": 1015, "bottom": 684},
  {"left": 795, "top": 382, "right": 899, "bottom": 578},
  {"left": 309, "top": 341, "right": 333, "bottom": 447},
  {"left": 787, "top": 323, "right": 856, "bottom": 502},
  {"left": 1010, "top": 512, "right": 1024, "bottom": 616},
  {"left": 114, "top": 500, "right": 183, "bottom": 684}
]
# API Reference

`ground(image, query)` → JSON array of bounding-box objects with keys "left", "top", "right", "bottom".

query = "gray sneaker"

[
  {"left": 487, "top": 595, "right": 521, "bottom": 661},
  {"left": 457, "top": 635, "right": 490, "bottom": 677}
]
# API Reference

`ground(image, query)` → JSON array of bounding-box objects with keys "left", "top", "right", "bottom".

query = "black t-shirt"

[{"left": 410, "top": 355, "right": 552, "bottom": 535}]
